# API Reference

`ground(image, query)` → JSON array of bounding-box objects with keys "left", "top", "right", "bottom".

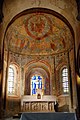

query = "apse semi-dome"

[{"left": 6, "top": 12, "right": 73, "bottom": 55}]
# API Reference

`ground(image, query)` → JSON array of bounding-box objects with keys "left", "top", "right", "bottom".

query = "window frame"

[
  {"left": 8, "top": 67, "right": 14, "bottom": 95},
  {"left": 30, "top": 74, "right": 44, "bottom": 95},
  {"left": 7, "top": 64, "right": 19, "bottom": 96},
  {"left": 61, "top": 66, "right": 69, "bottom": 95}
]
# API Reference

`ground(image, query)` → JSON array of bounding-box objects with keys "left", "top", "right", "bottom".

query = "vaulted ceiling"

[{"left": 5, "top": 12, "right": 74, "bottom": 55}]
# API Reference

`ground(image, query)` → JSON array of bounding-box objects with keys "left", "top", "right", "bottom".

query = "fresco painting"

[
  {"left": 25, "top": 13, "right": 51, "bottom": 40},
  {"left": 6, "top": 13, "right": 73, "bottom": 55}
]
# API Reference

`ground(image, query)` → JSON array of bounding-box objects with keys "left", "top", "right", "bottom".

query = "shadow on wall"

[{"left": 58, "top": 105, "right": 69, "bottom": 112}]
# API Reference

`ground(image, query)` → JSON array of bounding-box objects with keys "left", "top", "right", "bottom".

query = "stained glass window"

[
  {"left": 62, "top": 67, "right": 69, "bottom": 94},
  {"left": 31, "top": 75, "right": 42, "bottom": 95},
  {"left": 8, "top": 67, "right": 14, "bottom": 94}
]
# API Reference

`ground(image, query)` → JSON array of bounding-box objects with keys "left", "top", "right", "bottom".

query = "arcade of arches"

[{"left": 0, "top": 0, "right": 80, "bottom": 119}]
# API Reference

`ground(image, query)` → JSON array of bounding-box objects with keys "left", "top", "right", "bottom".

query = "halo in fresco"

[
  {"left": 25, "top": 13, "right": 51, "bottom": 40},
  {"left": 6, "top": 12, "right": 73, "bottom": 55}
]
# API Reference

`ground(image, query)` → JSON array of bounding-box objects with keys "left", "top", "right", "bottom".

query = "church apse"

[
  {"left": 20, "top": 62, "right": 57, "bottom": 112},
  {"left": 2, "top": 7, "right": 76, "bottom": 114}
]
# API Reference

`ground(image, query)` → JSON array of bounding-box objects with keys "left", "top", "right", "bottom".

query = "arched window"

[
  {"left": 8, "top": 64, "right": 19, "bottom": 96},
  {"left": 31, "top": 74, "right": 44, "bottom": 95},
  {"left": 8, "top": 66, "right": 14, "bottom": 94},
  {"left": 61, "top": 67, "right": 69, "bottom": 94}
]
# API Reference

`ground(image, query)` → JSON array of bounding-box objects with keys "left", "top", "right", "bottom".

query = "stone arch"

[
  {"left": 24, "top": 61, "right": 51, "bottom": 95},
  {"left": 7, "top": 62, "right": 20, "bottom": 96}
]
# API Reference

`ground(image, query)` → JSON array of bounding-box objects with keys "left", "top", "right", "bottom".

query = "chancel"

[{"left": 0, "top": 0, "right": 80, "bottom": 120}]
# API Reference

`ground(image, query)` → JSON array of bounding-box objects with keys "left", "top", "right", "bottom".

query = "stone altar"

[{"left": 21, "top": 95, "right": 57, "bottom": 112}]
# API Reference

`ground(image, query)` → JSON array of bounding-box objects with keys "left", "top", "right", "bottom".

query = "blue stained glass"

[
  {"left": 32, "top": 82, "right": 36, "bottom": 89},
  {"left": 38, "top": 81, "right": 42, "bottom": 89},
  {"left": 34, "top": 83, "right": 36, "bottom": 89},
  {"left": 32, "top": 76, "right": 36, "bottom": 80},
  {"left": 31, "top": 75, "right": 42, "bottom": 95},
  {"left": 38, "top": 82, "right": 40, "bottom": 89},
  {"left": 32, "top": 89, "right": 36, "bottom": 94},
  {"left": 38, "top": 76, "right": 42, "bottom": 80}
]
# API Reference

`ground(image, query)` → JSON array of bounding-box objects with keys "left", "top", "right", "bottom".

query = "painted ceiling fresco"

[{"left": 6, "top": 12, "right": 73, "bottom": 55}]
